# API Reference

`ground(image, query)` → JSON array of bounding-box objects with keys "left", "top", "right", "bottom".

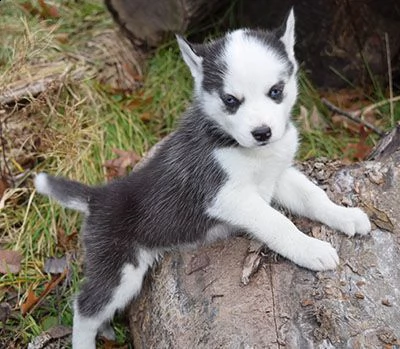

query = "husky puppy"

[{"left": 34, "top": 9, "right": 371, "bottom": 349}]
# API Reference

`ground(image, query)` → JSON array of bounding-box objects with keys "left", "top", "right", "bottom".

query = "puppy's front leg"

[
  {"left": 272, "top": 167, "right": 371, "bottom": 236},
  {"left": 208, "top": 189, "right": 339, "bottom": 271}
]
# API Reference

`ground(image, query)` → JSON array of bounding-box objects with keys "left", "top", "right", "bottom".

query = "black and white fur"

[{"left": 35, "top": 10, "right": 371, "bottom": 349}]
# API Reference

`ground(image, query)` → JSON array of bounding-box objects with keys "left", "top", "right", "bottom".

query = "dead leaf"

[
  {"left": 101, "top": 337, "right": 128, "bottom": 349},
  {"left": 124, "top": 96, "right": 152, "bottom": 111},
  {"left": 21, "top": 270, "right": 67, "bottom": 315},
  {"left": 21, "top": 286, "right": 39, "bottom": 316},
  {"left": 310, "top": 105, "right": 327, "bottom": 130},
  {"left": 20, "top": 0, "right": 59, "bottom": 19},
  {"left": 46, "top": 326, "right": 72, "bottom": 339},
  {"left": 241, "top": 252, "right": 262, "bottom": 286},
  {"left": 0, "top": 302, "right": 11, "bottom": 324},
  {"left": 103, "top": 148, "right": 141, "bottom": 181},
  {"left": 38, "top": 0, "right": 60, "bottom": 19},
  {"left": 341, "top": 126, "right": 373, "bottom": 161},
  {"left": 20, "top": 1, "right": 40, "bottom": 16},
  {"left": 27, "top": 325, "right": 72, "bottom": 349},
  {"left": 57, "top": 227, "right": 78, "bottom": 252},
  {"left": 44, "top": 256, "right": 67, "bottom": 275},
  {"left": 0, "top": 250, "right": 22, "bottom": 274},
  {"left": 139, "top": 112, "right": 152, "bottom": 122},
  {"left": 298, "top": 105, "right": 311, "bottom": 132},
  {"left": 54, "top": 33, "right": 69, "bottom": 44},
  {"left": 322, "top": 88, "right": 369, "bottom": 111},
  {"left": 297, "top": 104, "right": 327, "bottom": 132},
  {"left": 363, "top": 203, "right": 394, "bottom": 232}
]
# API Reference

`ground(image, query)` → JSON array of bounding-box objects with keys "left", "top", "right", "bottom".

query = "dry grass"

[{"left": 0, "top": 1, "right": 129, "bottom": 347}]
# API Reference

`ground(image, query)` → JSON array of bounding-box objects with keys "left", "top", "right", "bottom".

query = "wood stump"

[
  {"left": 129, "top": 136, "right": 400, "bottom": 348},
  {"left": 104, "top": 0, "right": 229, "bottom": 47}
]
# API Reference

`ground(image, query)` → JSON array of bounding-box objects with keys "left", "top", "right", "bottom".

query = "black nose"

[{"left": 251, "top": 126, "right": 272, "bottom": 142}]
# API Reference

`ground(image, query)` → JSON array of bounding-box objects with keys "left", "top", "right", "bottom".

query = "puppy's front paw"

[
  {"left": 332, "top": 207, "right": 371, "bottom": 237},
  {"left": 291, "top": 237, "right": 339, "bottom": 271}
]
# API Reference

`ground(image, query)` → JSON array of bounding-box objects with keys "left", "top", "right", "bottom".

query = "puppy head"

[{"left": 177, "top": 9, "right": 298, "bottom": 148}]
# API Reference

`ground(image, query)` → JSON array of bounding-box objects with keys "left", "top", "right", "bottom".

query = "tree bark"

[
  {"left": 104, "top": 0, "right": 229, "bottom": 47},
  {"left": 129, "top": 138, "right": 400, "bottom": 348}
]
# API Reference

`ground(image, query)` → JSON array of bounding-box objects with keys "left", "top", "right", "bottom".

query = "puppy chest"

[{"left": 214, "top": 148, "right": 289, "bottom": 186}]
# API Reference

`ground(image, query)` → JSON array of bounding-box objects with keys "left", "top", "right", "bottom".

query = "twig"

[
  {"left": 0, "top": 113, "right": 15, "bottom": 187},
  {"left": 360, "top": 95, "right": 400, "bottom": 117},
  {"left": 321, "top": 98, "right": 385, "bottom": 136},
  {"left": 0, "top": 62, "right": 73, "bottom": 106},
  {"left": 385, "top": 33, "right": 394, "bottom": 127}
]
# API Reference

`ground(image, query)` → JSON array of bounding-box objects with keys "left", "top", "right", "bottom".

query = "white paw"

[
  {"left": 329, "top": 207, "right": 371, "bottom": 237},
  {"left": 291, "top": 237, "right": 339, "bottom": 271}
]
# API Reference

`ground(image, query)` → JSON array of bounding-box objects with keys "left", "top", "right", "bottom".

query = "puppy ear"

[
  {"left": 279, "top": 8, "right": 296, "bottom": 60},
  {"left": 176, "top": 35, "right": 203, "bottom": 80}
]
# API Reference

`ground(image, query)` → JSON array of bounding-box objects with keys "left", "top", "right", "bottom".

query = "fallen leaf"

[
  {"left": 56, "top": 227, "right": 78, "bottom": 252},
  {"left": 0, "top": 250, "right": 22, "bottom": 274},
  {"left": 139, "top": 112, "right": 152, "bottom": 122},
  {"left": 20, "top": 1, "right": 40, "bottom": 16},
  {"left": 363, "top": 203, "right": 394, "bottom": 232},
  {"left": 342, "top": 126, "right": 373, "bottom": 161},
  {"left": 27, "top": 325, "right": 72, "bottom": 349},
  {"left": 297, "top": 105, "right": 311, "bottom": 132},
  {"left": 0, "top": 302, "right": 11, "bottom": 324},
  {"left": 54, "top": 33, "right": 69, "bottom": 44},
  {"left": 103, "top": 148, "right": 141, "bottom": 181},
  {"left": 21, "top": 270, "right": 67, "bottom": 315},
  {"left": 241, "top": 252, "right": 262, "bottom": 286},
  {"left": 38, "top": 0, "right": 60, "bottom": 19},
  {"left": 102, "top": 337, "right": 128, "bottom": 349},
  {"left": 124, "top": 96, "right": 152, "bottom": 111},
  {"left": 322, "top": 88, "right": 369, "bottom": 111},
  {"left": 310, "top": 105, "right": 327, "bottom": 130},
  {"left": 43, "top": 256, "right": 67, "bottom": 275},
  {"left": 47, "top": 325, "right": 72, "bottom": 339},
  {"left": 21, "top": 286, "right": 39, "bottom": 315}
]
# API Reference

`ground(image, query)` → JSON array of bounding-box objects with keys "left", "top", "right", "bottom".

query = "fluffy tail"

[{"left": 34, "top": 173, "right": 93, "bottom": 214}]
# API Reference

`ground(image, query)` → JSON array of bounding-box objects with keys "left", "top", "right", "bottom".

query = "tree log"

[
  {"left": 104, "top": 0, "right": 230, "bottom": 47},
  {"left": 106, "top": 0, "right": 400, "bottom": 89},
  {"left": 129, "top": 144, "right": 400, "bottom": 347}
]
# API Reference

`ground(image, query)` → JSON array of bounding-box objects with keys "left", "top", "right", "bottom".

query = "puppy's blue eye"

[
  {"left": 268, "top": 85, "right": 284, "bottom": 101},
  {"left": 221, "top": 94, "right": 240, "bottom": 108}
]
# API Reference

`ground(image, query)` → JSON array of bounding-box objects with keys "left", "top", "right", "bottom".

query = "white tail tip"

[{"left": 34, "top": 173, "right": 50, "bottom": 195}]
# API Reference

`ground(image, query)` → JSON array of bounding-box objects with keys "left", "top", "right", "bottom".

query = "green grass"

[{"left": 1, "top": 1, "right": 399, "bottom": 348}]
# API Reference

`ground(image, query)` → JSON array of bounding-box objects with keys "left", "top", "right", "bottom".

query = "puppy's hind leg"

[{"left": 72, "top": 249, "right": 156, "bottom": 349}]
